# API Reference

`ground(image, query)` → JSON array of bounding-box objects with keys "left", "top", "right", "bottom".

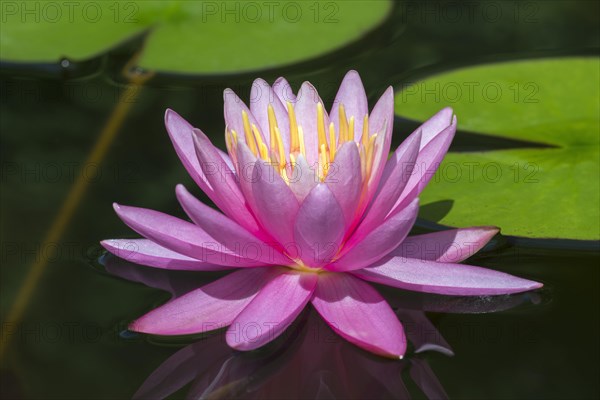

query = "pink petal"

[
  {"left": 192, "top": 128, "right": 260, "bottom": 234},
  {"left": 288, "top": 153, "right": 317, "bottom": 202},
  {"left": 329, "top": 70, "right": 368, "bottom": 142},
  {"left": 164, "top": 109, "right": 214, "bottom": 196},
  {"left": 331, "top": 198, "right": 419, "bottom": 272},
  {"left": 101, "top": 239, "right": 228, "bottom": 271},
  {"left": 176, "top": 185, "right": 291, "bottom": 266},
  {"left": 217, "top": 148, "right": 235, "bottom": 171},
  {"left": 366, "top": 87, "right": 394, "bottom": 184},
  {"left": 326, "top": 142, "right": 362, "bottom": 225},
  {"left": 294, "top": 82, "right": 329, "bottom": 165},
  {"left": 234, "top": 142, "right": 286, "bottom": 245},
  {"left": 354, "top": 131, "right": 422, "bottom": 238},
  {"left": 311, "top": 273, "right": 406, "bottom": 358},
  {"left": 113, "top": 204, "right": 263, "bottom": 267},
  {"left": 223, "top": 88, "right": 268, "bottom": 147},
  {"left": 294, "top": 184, "right": 346, "bottom": 267},
  {"left": 131, "top": 267, "right": 278, "bottom": 335},
  {"left": 353, "top": 257, "right": 543, "bottom": 295},
  {"left": 251, "top": 161, "right": 300, "bottom": 247},
  {"left": 250, "top": 78, "right": 272, "bottom": 137},
  {"left": 353, "top": 87, "right": 394, "bottom": 222},
  {"left": 226, "top": 270, "right": 317, "bottom": 350},
  {"left": 233, "top": 140, "right": 260, "bottom": 211},
  {"left": 391, "top": 116, "right": 457, "bottom": 214},
  {"left": 250, "top": 78, "right": 290, "bottom": 155},
  {"left": 391, "top": 227, "right": 499, "bottom": 262},
  {"left": 273, "top": 77, "right": 296, "bottom": 103},
  {"left": 413, "top": 106, "right": 455, "bottom": 149},
  {"left": 233, "top": 143, "right": 287, "bottom": 244}
]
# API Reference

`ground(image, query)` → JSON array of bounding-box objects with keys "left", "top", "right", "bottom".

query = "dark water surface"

[{"left": 1, "top": 1, "right": 599, "bottom": 399}]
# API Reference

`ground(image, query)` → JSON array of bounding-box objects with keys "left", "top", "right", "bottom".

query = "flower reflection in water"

[{"left": 100, "top": 254, "right": 540, "bottom": 400}]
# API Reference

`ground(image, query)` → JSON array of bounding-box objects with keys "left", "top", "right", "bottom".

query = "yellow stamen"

[
  {"left": 361, "top": 114, "right": 369, "bottom": 147},
  {"left": 267, "top": 104, "right": 278, "bottom": 154},
  {"left": 259, "top": 142, "right": 269, "bottom": 160},
  {"left": 359, "top": 146, "right": 367, "bottom": 179},
  {"left": 225, "top": 135, "right": 236, "bottom": 162},
  {"left": 241, "top": 110, "right": 257, "bottom": 155},
  {"left": 298, "top": 126, "right": 306, "bottom": 158},
  {"left": 281, "top": 168, "right": 289, "bottom": 184},
  {"left": 287, "top": 102, "right": 299, "bottom": 153},
  {"left": 235, "top": 104, "right": 377, "bottom": 187},
  {"left": 317, "top": 102, "right": 328, "bottom": 152},
  {"left": 225, "top": 129, "right": 233, "bottom": 150},
  {"left": 274, "top": 126, "right": 286, "bottom": 168},
  {"left": 339, "top": 103, "right": 348, "bottom": 143},
  {"left": 319, "top": 143, "right": 328, "bottom": 181},
  {"left": 366, "top": 133, "right": 377, "bottom": 178},
  {"left": 269, "top": 149, "right": 278, "bottom": 165},
  {"left": 328, "top": 122, "right": 336, "bottom": 162},
  {"left": 250, "top": 124, "right": 266, "bottom": 158}
]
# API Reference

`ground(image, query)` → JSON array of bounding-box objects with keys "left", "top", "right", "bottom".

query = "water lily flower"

[{"left": 101, "top": 71, "right": 542, "bottom": 359}]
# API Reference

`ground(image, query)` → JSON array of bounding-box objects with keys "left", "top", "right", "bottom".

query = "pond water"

[{"left": 1, "top": 1, "right": 599, "bottom": 399}]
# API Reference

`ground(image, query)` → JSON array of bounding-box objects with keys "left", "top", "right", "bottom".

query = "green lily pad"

[
  {"left": 0, "top": 0, "right": 391, "bottom": 74},
  {"left": 0, "top": 1, "right": 150, "bottom": 62},
  {"left": 394, "top": 57, "right": 600, "bottom": 240}
]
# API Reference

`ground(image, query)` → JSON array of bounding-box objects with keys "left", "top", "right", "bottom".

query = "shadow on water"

[{"left": 100, "top": 253, "right": 542, "bottom": 400}]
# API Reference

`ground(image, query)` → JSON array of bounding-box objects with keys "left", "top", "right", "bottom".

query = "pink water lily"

[{"left": 101, "top": 71, "right": 542, "bottom": 359}]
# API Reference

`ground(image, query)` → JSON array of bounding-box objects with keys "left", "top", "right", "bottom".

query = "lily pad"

[
  {"left": 0, "top": 0, "right": 391, "bottom": 74},
  {"left": 394, "top": 57, "right": 600, "bottom": 240},
  {"left": 0, "top": 1, "right": 150, "bottom": 62}
]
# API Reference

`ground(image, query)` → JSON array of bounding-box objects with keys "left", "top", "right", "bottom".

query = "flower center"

[
  {"left": 226, "top": 102, "right": 379, "bottom": 184},
  {"left": 288, "top": 258, "right": 323, "bottom": 273}
]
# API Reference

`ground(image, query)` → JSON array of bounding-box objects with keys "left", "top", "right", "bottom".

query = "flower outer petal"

[
  {"left": 391, "top": 116, "right": 457, "bottom": 214},
  {"left": 176, "top": 184, "right": 291, "bottom": 266},
  {"left": 251, "top": 160, "right": 300, "bottom": 246},
  {"left": 413, "top": 106, "right": 454, "bottom": 150},
  {"left": 288, "top": 153, "right": 317, "bottom": 202},
  {"left": 293, "top": 183, "right": 346, "bottom": 267},
  {"left": 311, "top": 272, "right": 406, "bottom": 358},
  {"left": 112, "top": 203, "right": 264, "bottom": 267},
  {"left": 250, "top": 78, "right": 290, "bottom": 155},
  {"left": 330, "top": 198, "right": 419, "bottom": 272},
  {"left": 353, "top": 257, "right": 543, "bottom": 295},
  {"left": 130, "top": 267, "right": 279, "bottom": 335},
  {"left": 224, "top": 88, "right": 268, "bottom": 147},
  {"left": 273, "top": 77, "right": 297, "bottom": 104},
  {"left": 352, "top": 87, "right": 394, "bottom": 223},
  {"left": 100, "top": 238, "right": 228, "bottom": 271},
  {"left": 326, "top": 141, "right": 362, "bottom": 226},
  {"left": 294, "top": 81, "right": 329, "bottom": 165},
  {"left": 164, "top": 109, "right": 214, "bottom": 195},
  {"left": 353, "top": 130, "right": 422, "bottom": 238},
  {"left": 226, "top": 270, "right": 317, "bottom": 351},
  {"left": 329, "top": 70, "right": 368, "bottom": 142},
  {"left": 391, "top": 227, "right": 499, "bottom": 263},
  {"left": 192, "top": 128, "right": 260, "bottom": 234}
]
